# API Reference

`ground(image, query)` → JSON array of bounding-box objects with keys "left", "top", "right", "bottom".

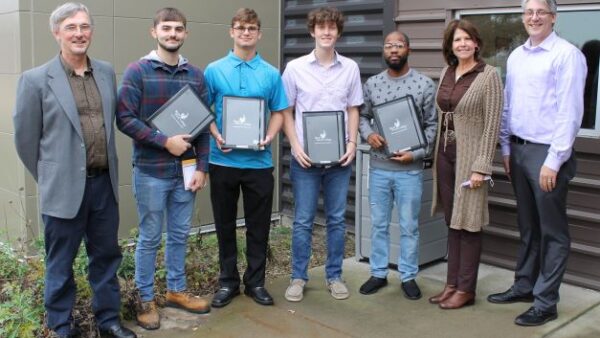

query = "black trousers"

[
  {"left": 42, "top": 173, "right": 122, "bottom": 335},
  {"left": 510, "top": 142, "right": 576, "bottom": 313},
  {"left": 209, "top": 164, "right": 274, "bottom": 289}
]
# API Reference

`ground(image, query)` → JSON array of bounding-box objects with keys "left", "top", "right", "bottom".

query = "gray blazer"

[{"left": 13, "top": 55, "right": 119, "bottom": 219}]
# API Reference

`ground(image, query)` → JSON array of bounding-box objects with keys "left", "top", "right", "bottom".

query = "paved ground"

[{"left": 129, "top": 259, "right": 600, "bottom": 338}]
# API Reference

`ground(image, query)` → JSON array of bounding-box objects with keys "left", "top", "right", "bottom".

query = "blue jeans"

[
  {"left": 133, "top": 167, "right": 195, "bottom": 301},
  {"left": 290, "top": 159, "right": 351, "bottom": 281},
  {"left": 369, "top": 168, "right": 423, "bottom": 282}
]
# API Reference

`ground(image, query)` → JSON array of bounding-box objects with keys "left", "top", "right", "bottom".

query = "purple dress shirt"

[
  {"left": 500, "top": 31, "right": 587, "bottom": 171},
  {"left": 282, "top": 50, "right": 364, "bottom": 150}
]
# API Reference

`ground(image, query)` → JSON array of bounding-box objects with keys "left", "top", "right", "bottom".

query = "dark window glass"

[{"left": 462, "top": 10, "right": 600, "bottom": 130}]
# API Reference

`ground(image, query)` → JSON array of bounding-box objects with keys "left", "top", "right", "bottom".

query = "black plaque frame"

[
  {"left": 302, "top": 110, "right": 346, "bottom": 166},
  {"left": 372, "top": 95, "right": 427, "bottom": 157},
  {"left": 222, "top": 96, "right": 266, "bottom": 150},
  {"left": 147, "top": 84, "right": 214, "bottom": 141}
]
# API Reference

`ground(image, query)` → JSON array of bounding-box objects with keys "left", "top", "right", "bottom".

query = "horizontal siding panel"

[
  {"left": 395, "top": 11, "right": 446, "bottom": 22},
  {"left": 283, "top": 0, "right": 388, "bottom": 15},
  {"left": 395, "top": 19, "right": 447, "bottom": 42}
]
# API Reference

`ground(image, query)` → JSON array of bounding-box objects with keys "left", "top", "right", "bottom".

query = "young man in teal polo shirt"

[{"left": 204, "top": 8, "right": 288, "bottom": 308}]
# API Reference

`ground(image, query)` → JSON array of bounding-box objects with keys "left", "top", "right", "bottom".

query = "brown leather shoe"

[
  {"left": 136, "top": 300, "right": 160, "bottom": 330},
  {"left": 166, "top": 291, "right": 211, "bottom": 314},
  {"left": 439, "top": 290, "right": 475, "bottom": 309},
  {"left": 428, "top": 285, "right": 456, "bottom": 304}
]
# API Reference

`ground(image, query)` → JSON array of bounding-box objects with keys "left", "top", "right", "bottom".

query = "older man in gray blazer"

[{"left": 13, "top": 3, "right": 135, "bottom": 338}]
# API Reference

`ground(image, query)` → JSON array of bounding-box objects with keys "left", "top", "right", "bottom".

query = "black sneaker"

[
  {"left": 359, "top": 276, "right": 388, "bottom": 295},
  {"left": 401, "top": 279, "right": 422, "bottom": 300}
]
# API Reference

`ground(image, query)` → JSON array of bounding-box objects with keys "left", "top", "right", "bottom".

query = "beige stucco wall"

[{"left": 1, "top": 0, "right": 281, "bottom": 245}]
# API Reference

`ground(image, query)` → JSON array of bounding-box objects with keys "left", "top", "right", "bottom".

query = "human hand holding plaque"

[
  {"left": 292, "top": 141, "right": 312, "bottom": 168},
  {"left": 367, "top": 133, "right": 386, "bottom": 149},
  {"left": 165, "top": 134, "right": 192, "bottom": 156},
  {"left": 390, "top": 150, "right": 413, "bottom": 164},
  {"left": 210, "top": 123, "right": 232, "bottom": 153},
  {"left": 339, "top": 141, "right": 356, "bottom": 167}
]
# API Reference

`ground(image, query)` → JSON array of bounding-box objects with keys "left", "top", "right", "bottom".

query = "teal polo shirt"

[{"left": 204, "top": 50, "right": 289, "bottom": 169}]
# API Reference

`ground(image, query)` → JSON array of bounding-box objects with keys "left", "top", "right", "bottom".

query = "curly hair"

[{"left": 307, "top": 6, "right": 344, "bottom": 35}]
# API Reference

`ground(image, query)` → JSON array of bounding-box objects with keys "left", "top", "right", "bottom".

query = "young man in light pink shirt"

[{"left": 281, "top": 6, "right": 363, "bottom": 302}]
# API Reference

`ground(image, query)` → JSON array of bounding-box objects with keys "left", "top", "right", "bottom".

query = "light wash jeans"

[
  {"left": 368, "top": 168, "right": 423, "bottom": 282},
  {"left": 133, "top": 167, "right": 195, "bottom": 301},
  {"left": 290, "top": 159, "right": 351, "bottom": 282}
]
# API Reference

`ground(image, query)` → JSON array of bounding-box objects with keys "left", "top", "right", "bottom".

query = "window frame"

[{"left": 456, "top": 4, "right": 600, "bottom": 138}]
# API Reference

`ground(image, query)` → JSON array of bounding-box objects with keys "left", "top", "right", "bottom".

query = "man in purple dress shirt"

[
  {"left": 488, "top": 0, "right": 587, "bottom": 327},
  {"left": 281, "top": 6, "right": 363, "bottom": 302}
]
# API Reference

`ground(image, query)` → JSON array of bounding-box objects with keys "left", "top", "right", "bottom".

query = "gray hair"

[
  {"left": 522, "top": 0, "right": 558, "bottom": 14},
  {"left": 49, "top": 2, "right": 93, "bottom": 32}
]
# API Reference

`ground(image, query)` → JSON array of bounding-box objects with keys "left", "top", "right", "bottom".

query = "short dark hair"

[
  {"left": 153, "top": 7, "right": 187, "bottom": 28},
  {"left": 442, "top": 19, "right": 483, "bottom": 66},
  {"left": 307, "top": 6, "right": 344, "bottom": 35},
  {"left": 231, "top": 8, "right": 261, "bottom": 28}
]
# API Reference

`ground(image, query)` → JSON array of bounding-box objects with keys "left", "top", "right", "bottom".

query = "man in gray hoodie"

[{"left": 358, "top": 30, "right": 437, "bottom": 299}]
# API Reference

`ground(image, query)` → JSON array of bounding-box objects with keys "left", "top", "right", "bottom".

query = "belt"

[
  {"left": 86, "top": 167, "right": 108, "bottom": 178},
  {"left": 510, "top": 135, "right": 539, "bottom": 145}
]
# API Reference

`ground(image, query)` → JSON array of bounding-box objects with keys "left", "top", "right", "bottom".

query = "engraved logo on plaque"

[
  {"left": 389, "top": 118, "right": 407, "bottom": 135},
  {"left": 171, "top": 109, "right": 189, "bottom": 128},
  {"left": 232, "top": 114, "right": 252, "bottom": 129},
  {"left": 314, "top": 130, "right": 332, "bottom": 144}
]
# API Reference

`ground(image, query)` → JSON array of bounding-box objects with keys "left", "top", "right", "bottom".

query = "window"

[{"left": 458, "top": 6, "right": 600, "bottom": 136}]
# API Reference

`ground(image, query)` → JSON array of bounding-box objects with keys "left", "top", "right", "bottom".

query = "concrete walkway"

[{"left": 134, "top": 259, "right": 600, "bottom": 338}]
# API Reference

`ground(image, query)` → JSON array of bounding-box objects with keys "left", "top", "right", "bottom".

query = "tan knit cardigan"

[{"left": 431, "top": 64, "right": 503, "bottom": 232}]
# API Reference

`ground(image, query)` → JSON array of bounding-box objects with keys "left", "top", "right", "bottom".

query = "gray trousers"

[{"left": 510, "top": 141, "right": 576, "bottom": 313}]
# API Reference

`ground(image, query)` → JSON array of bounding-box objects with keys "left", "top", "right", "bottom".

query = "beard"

[
  {"left": 158, "top": 39, "right": 183, "bottom": 53},
  {"left": 385, "top": 54, "right": 408, "bottom": 71}
]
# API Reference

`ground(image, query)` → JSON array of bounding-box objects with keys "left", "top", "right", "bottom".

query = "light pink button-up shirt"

[
  {"left": 282, "top": 50, "right": 364, "bottom": 149},
  {"left": 499, "top": 31, "right": 587, "bottom": 171}
]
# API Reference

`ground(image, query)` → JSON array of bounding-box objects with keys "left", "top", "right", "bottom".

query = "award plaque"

[
  {"left": 302, "top": 111, "right": 346, "bottom": 166},
  {"left": 222, "top": 96, "right": 265, "bottom": 150},
  {"left": 372, "top": 95, "right": 427, "bottom": 156},
  {"left": 147, "top": 84, "right": 214, "bottom": 141}
]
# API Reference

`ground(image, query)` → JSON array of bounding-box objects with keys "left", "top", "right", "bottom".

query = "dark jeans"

[
  {"left": 510, "top": 142, "right": 575, "bottom": 313},
  {"left": 209, "top": 164, "right": 274, "bottom": 289},
  {"left": 43, "top": 173, "right": 122, "bottom": 335}
]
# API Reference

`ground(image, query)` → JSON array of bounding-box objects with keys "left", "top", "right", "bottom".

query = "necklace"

[{"left": 455, "top": 61, "right": 477, "bottom": 82}]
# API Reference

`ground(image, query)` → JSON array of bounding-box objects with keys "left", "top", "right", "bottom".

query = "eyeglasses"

[
  {"left": 383, "top": 43, "right": 406, "bottom": 50},
  {"left": 233, "top": 25, "right": 259, "bottom": 34},
  {"left": 523, "top": 9, "right": 553, "bottom": 18},
  {"left": 63, "top": 23, "right": 92, "bottom": 33}
]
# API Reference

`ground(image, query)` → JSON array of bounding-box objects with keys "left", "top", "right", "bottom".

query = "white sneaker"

[
  {"left": 327, "top": 279, "right": 349, "bottom": 300},
  {"left": 285, "top": 279, "right": 306, "bottom": 302}
]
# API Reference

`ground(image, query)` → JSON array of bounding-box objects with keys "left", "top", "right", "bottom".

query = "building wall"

[
  {"left": 395, "top": 0, "right": 600, "bottom": 290},
  {"left": 1, "top": 0, "right": 281, "bottom": 246}
]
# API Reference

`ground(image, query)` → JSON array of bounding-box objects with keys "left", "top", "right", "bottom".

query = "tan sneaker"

[
  {"left": 137, "top": 300, "right": 160, "bottom": 330},
  {"left": 327, "top": 279, "right": 349, "bottom": 300},
  {"left": 166, "top": 291, "right": 211, "bottom": 314},
  {"left": 285, "top": 279, "right": 307, "bottom": 302}
]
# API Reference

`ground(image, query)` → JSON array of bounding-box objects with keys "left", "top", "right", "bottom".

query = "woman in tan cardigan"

[{"left": 429, "top": 19, "right": 503, "bottom": 309}]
